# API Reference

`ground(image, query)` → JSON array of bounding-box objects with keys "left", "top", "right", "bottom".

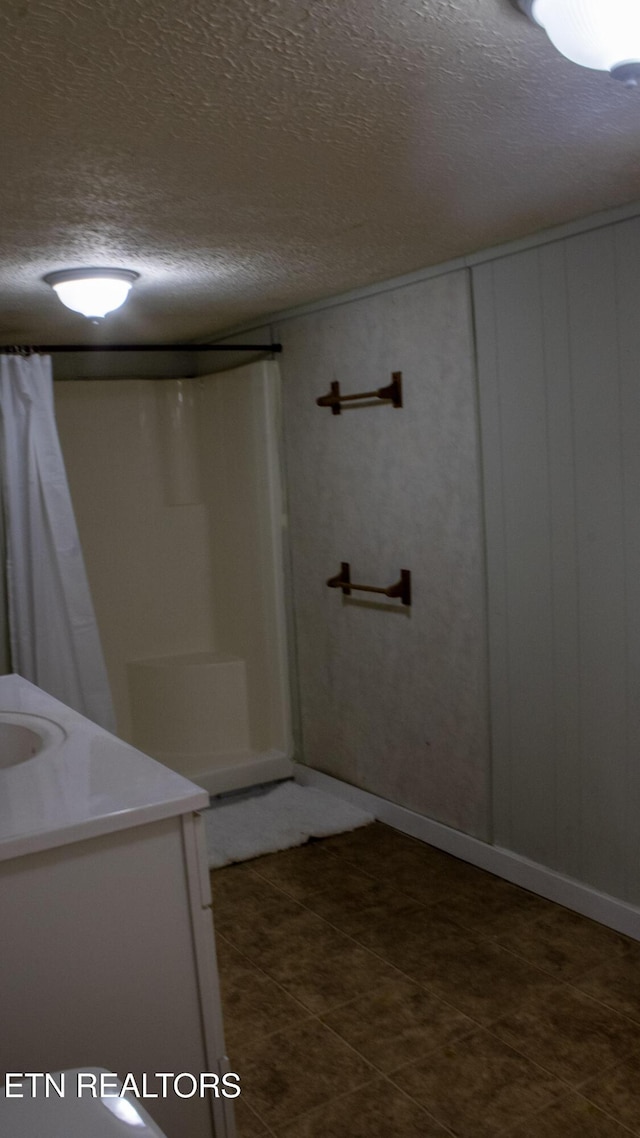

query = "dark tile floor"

[{"left": 211, "top": 822, "right": 640, "bottom": 1137}]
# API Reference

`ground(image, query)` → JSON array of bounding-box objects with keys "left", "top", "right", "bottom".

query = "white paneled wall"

[{"left": 473, "top": 216, "right": 640, "bottom": 904}]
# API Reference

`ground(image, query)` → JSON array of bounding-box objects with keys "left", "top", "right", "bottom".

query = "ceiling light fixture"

[
  {"left": 515, "top": 0, "right": 640, "bottom": 85},
  {"left": 43, "top": 268, "right": 140, "bottom": 320}
]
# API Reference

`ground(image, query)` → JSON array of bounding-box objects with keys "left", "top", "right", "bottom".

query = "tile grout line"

[
  {"left": 215, "top": 930, "right": 317, "bottom": 1019},
  {"left": 489, "top": 1087, "right": 579, "bottom": 1138},
  {"left": 215, "top": 879, "right": 640, "bottom": 1055},
  {"left": 475, "top": 1013, "right": 640, "bottom": 1106},
  {"left": 267, "top": 1074, "right": 387, "bottom": 1137},
  {"left": 295, "top": 888, "right": 640, "bottom": 1039},
  {"left": 215, "top": 888, "right": 476, "bottom": 1132},
  {"left": 493, "top": 1080, "right": 640, "bottom": 1138},
  {"left": 242, "top": 831, "right": 640, "bottom": 958},
  {"left": 217, "top": 867, "right": 640, "bottom": 1041},
  {"left": 218, "top": 913, "right": 573, "bottom": 1134},
  {"left": 243, "top": 1098, "right": 280, "bottom": 1138},
  {"left": 217, "top": 883, "right": 587, "bottom": 1047},
  {"left": 227, "top": 842, "right": 632, "bottom": 977},
  {"left": 213, "top": 832, "right": 640, "bottom": 1134},
  {"left": 569, "top": 1083, "right": 640, "bottom": 1137},
  {"left": 270, "top": 1070, "right": 460, "bottom": 1138}
]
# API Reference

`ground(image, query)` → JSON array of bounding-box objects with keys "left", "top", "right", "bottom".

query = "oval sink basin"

[
  {"left": 0, "top": 713, "right": 66, "bottom": 769},
  {"left": 0, "top": 724, "right": 42, "bottom": 767}
]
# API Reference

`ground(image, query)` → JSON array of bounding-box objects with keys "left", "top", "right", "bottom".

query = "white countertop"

[{"left": 0, "top": 674, "right": 209, "bottom": 863}]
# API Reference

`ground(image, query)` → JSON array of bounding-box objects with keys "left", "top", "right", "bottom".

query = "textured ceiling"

[{"left": 1, "top": 0, "right": 640, "bottom": 345}]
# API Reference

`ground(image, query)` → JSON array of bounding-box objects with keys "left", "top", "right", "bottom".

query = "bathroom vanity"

[{"left": 0, "top": 675, "right": 235, "bottom": 1138}]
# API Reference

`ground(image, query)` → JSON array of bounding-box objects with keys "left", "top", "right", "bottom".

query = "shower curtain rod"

[{"left": 1, "top": 343, "right": 282, "bottom": 354}]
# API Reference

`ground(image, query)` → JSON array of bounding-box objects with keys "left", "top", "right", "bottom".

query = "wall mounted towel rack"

[
  {"left": 316, "top": 371, "right": 402, "bottom": 415},
  {"left": 327, "top": 562, "right": 411, "bottom": 606}
]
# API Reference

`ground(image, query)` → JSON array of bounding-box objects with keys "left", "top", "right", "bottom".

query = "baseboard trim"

[{"left": 295, "top": 765, "right": 640, "bottom": 941}]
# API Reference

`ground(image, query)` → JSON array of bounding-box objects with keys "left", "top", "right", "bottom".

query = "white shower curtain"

[{"left": 0, "top": 353, "right": 116, "bottom": 732}]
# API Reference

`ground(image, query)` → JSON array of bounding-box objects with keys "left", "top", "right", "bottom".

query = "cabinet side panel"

[{"left": 0, "top": 817, "right": 216, "bottom": 1138}]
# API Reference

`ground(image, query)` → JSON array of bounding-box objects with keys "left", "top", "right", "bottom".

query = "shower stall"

[{"left": 54, "top": 360, "right": 293, "bottom": 795}]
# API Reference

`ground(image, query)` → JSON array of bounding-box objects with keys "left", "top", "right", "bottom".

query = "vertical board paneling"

[
  {"left": 564, "top": 229, "right": 628, "bottom": 897},
  {"left": 489, "top": 252, "right": 557, "bottom": 866},
  {"left": 472, "top": 262, "right": 509, "bottom": 848},
  {"left": 613, "top": 218, "right": 640, "bottom": 905},
  {"left": 474, "top": 216, "right": 640, "bottom": 903},
  {"left": 538, "top": 242, "right": 582, "bottom": 881}
]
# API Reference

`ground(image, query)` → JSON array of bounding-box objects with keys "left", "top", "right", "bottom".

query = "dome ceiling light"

[
  {"left": 43, "top": 268, "right": 140, "bottom": 320},
  {"left": 514, "top": 0, "right": 640, "bottom": 86}
]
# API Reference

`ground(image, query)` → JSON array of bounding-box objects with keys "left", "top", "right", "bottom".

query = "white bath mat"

[{"left": 203, "top": 780, "right": 373, "bottom": 868}]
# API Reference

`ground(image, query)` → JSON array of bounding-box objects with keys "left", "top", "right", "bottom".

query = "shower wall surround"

[
  {"left": 54, "top": 363, "right": 291, "bottom": 792},
  {"left": 277, "top": 271, "right": 491, "bottom": 839},
  {"left": 55, "top": 378, "right": 213, "bottom": 738}
]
